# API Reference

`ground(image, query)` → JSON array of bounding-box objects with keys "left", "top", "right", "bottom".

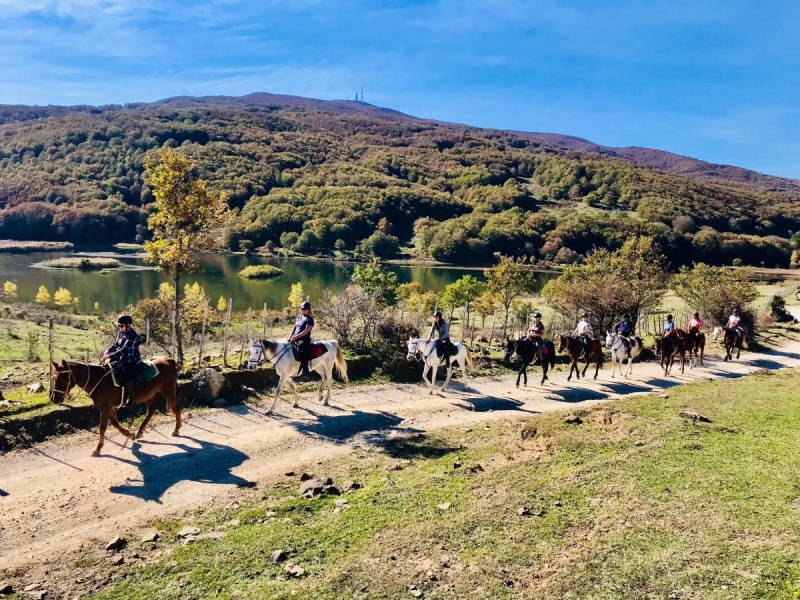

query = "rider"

[
  {"left": 663, "top": 314, "right": 677, "bottom": 338},
  {"left": 573, "top": 312, "right": 592, "bottom": 354},
  {"left": 428, "top": 310, "right": 452, "bottom": 369},
  {"left": 726, "top": 308, "right": 744, "bottom": 340},
  {"left": 289, "top": 301, "right": 315, "bottom": 375},
  {"left": 525, "top": 312, "right": 546, "bottom": 355},
  {"left": 101, "top": 314, "right": 142, "bottom": 407},
  {"left": 613, "top": 313, "right": 635, "bottom": 358},
  {"left": 688, "top": 311, "right": 704, "bottom": 350}
]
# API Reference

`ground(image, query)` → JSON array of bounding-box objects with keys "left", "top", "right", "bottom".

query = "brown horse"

[
  {"left": 558, "top": 335, "right": 603, "bottom": 381},
  {"left": 50, "top": 359, "right": 181, "bottom": 456},
  {"left": 677, "top": 329, "right": 705, "bottom": 368},
  {"left": 653, "top": 335, "right": 685, "bottom": 376},
  {"left": 722, "top": 327, "right": 747, "bottom": 361}
]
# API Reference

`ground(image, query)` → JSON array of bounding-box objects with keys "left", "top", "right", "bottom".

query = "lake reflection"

[{"left": 0, "top": 249, "right": 557, "bottom": 311}]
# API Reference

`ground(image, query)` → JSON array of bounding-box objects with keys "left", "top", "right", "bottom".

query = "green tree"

[
  {"left": 143, "top": 149, "right": 231, "bottom": 365},
  {"left": 238, "top": 239, "right": 254, "bottom": 254},
  {"left": 358, "top": 231, "right": 401, "bottom": 258},
  {"left": 35, "top": 285, "right": 50, "bottom": 304},
  {"left": 608, "top": 236, "right": 669, "bottom": 323},
  {"left": 672, "top": 263, "right": 759, "bottom": 327},
  {"left": 352, "top": 259, "right": 399, "bottom": 306},
  {"left": 473, "top": 291, "right": 498, "bottom": 327},
  {"left": 288, "top": 282, "right": 305, "bottom": 311},
  {"left": 484, "top": 255, "right": 537, "bottom": 338},
  {"left": 441, "top": 274, "right": 482, "bottom": 326}
]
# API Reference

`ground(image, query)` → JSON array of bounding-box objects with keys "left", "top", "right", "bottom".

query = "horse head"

[
  {"left": 49, "top": 360, "right": 75, "bottom": 404},
  {"left": 406, "top": 337, "right": 422, "bottom": 362},
  {"left": 247, "top": 338, "right": 265, "bottom": 370},
  {"left": 503, "top": 339, "right": 517, "bottom": 362},
  {"left": 712, "top": 326, "right": 723, "bottom": 341},
  {"left": 604, "top": 331, "right": 615, "bottom": 349},
  {"left": 652, "top": 338, "right": 662, "bottom": 356},
  {"left": 557, "top": 335, "right": 569, "bottom": 353}
]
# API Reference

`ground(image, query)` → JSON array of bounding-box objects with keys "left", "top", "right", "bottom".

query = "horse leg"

[
  {"left": 460, "top": 352, "right": 468, "bottom": 382},
  {"left": 134, "top": 399, "right": 157, "bottom": 440},
  {"left": 540, "top": 362, "right": 547, "bottom": 385},
  {"left": 290, "top": 378, "right": 301, "bottom": 408},
  {"left": 318, "top": 367, "right": 326, "bottom": 402},
  {"left": 109, "top": 409, "right": 135, "bottom": 441},
  {"left": 267, "top": 376, "right": 284, "bottom": 415},
  {"left": 581, "top": 358, "right": 590, "bottom": 378},
  {"left": 515, "top": 364, "right": 523, "bottom": 388},
  {"left": 700, "top": 346, "right": 704, "bottom": 367},
  {"left": 323, "top": 363, "right": 334, "bottom": 405},
  {"left": 441, "top": 364, "right": 453, "bottom": 392},
  {"left": 429, "top": 364, "right": 438, "bottom": 395},
  {"left": 567, "top": 360, "right": 577, "bottom": 381},
  {"left": 93, "top": 408, "right": 111, "bottom": 456}
]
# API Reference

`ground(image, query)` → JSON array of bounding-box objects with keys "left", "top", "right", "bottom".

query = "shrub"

[{"left": 238, "top": 265, "right": 284, "bottom": 279}]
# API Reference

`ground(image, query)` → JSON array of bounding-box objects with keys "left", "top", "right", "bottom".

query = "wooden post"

[
  {"left": 197, "top": 299, "right": 210, "bottom": 368},
  {"left": 222, "top": 298, "right": 232, "bottom": 367},
  {"left": 238, "top": 307, "right": 252, "bottom": 367},
  {"left": 488, "top": 309, "right": 497, "bottom": 346},
  {"left": 400, "top": 300, "right": 406, "bottom": 323},
  {"left": 145, "top": 317, "right": 150, "bottom": 348},
  {"left": 48, "top": 318, "right": 54, "bottom": 394},
  {"left": 262, "top": 302, "right": 268, "bottom": 337}
]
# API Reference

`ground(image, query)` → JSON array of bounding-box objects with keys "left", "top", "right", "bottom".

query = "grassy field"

[{"left": 82, "top": 369, "right": 800, "bottom": 600}]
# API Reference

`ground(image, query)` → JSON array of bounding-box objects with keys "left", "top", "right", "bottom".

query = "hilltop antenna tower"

[{"left": 360, "top": 85, "right": 363, "bottom": 102}]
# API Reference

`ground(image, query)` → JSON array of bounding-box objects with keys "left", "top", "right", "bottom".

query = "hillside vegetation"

[{"left": 0, "top": 94, "right": 798, "bottom": 266}]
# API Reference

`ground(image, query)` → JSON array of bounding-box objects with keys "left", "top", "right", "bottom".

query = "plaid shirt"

[{"left": 106, "top": 328, "right": 142, "bottom": 365}]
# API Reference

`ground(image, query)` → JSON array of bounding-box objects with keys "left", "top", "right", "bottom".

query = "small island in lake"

[
  {"left": 238, "top": 265, "right": 284, "bottom": 279},
  {"left": 40, "top": 257, "right": 121, "bottom": 270},
  {"left": 0, "top": 240, "right": 74, "bottom": 253}
]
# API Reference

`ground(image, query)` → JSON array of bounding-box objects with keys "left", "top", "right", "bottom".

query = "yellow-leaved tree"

[
  {"left": 35, "top": 285, "right": 50, "bottom": 304},
  {"left": 2, "top": 281, "right": 18, "bottom": 299},
  {"left": 143, "top": 149, "right": 231, "bottom": 365},
  {"left": 216, "top": 296, "right": 228, "bottom": 313},
  {"left": 54, "top": 287, "right": 74, "bottom": 307},
  {"left": 288, "top": 282, "right": 305, "bottom": 311}
]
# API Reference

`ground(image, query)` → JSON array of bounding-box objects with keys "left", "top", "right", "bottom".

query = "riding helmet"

[
  {"left": 733, "top": 308, "right": 740, "bottom": 314},
  {"left": 301, "top": 301, "right": 312, "bottom": 310},
  {"left": 623, "top": 313, "right": 630, "bottom": 319},
  {"left": 694, "top": 312, "right": 700, "bottom": 317},
  {"left": 581, "top": 312, "right": 588, "bottom": 318},
  {"left": 667, "top": 314, "right": 673, "bottom": 320},
  {"left": 116, "top": 314, "right": 133, "bottom": 325},
  {"left": 533, "top": 312, "right": 542, "bottom": 319},
  {"left": 433, "top": 310, "right": 443, "bottom": 318}
]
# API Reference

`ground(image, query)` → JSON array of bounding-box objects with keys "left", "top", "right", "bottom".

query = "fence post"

[
  {"left": 197, "top": 299, "right": 210, "bottom": 368},
  {"left": 488, "top": 309, "right": 497, "bottom": 347},
  {"left": 238, "top": 307, "right": 252, "bottom": 367},
  {"left": 145, "top": 318, "right": 150, "bottom": 349},
  {"left": 262, "top": 302, "right": 268, "bottom": 337},
  {"left": 400, "top": 300, "right": 406, "bottom": 323},
  {"left": 48, "top": 318, "right": 54, "bottom": 389},
  {"left": 223, "top": 298, "right": 232, "bottom": 367}
]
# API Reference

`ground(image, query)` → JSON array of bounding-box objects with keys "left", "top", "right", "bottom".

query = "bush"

[
  {"left": 238, "top": 265, "right": 284, "bottom": 279},
  {"left": 358, "top": 231, "right": 401, "bottom": 258},
  {"left": 375, "top": 317, "right": 421, "bottom": 381},
  {"left": 769, "top": 295, "right": 794, "bottom": 323}
]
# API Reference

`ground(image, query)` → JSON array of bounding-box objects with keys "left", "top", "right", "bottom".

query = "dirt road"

[{"left": 2, "top": 340, "right": 800, "bottom": 594}]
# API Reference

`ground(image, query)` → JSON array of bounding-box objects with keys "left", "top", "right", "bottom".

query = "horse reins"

[
  {"left": 52, "top": 362, "right": 111, "bottom": 400},
  {"left": 253, "top": 341, "right": 293, "bottom": 367}
]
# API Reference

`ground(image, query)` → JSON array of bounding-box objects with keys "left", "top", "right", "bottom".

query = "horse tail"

[
  {"left": 332, "top": 342, "right": 349, "bottom": 383},
  {"left": 464, "top": 345, "right": 475, "bottom": 370}
]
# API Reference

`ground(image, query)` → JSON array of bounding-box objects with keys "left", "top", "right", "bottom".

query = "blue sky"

[{"left": 1, "top": 0, "right": 798, "bottom": 177}]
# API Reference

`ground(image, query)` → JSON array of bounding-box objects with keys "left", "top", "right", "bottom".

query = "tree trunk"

[{"left": 174, "top": 272, "right": 184, "bottom": 368}]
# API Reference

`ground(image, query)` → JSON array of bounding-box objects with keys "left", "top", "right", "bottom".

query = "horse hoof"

[
  {"left": 128, "top": 432, "right": 137, "bottom": 441},
  {"left": 135, "top": 432, "right": 144, "bottom": 441},
  {"left": 91, "top": 450, "right": 100, "bottom": 457},
  {"left": 171, "top": 430, "right": 180, "bottom": 438}
]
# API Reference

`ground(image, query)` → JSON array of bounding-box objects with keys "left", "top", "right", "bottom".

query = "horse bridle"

[
  {"left": 250, "top": 340, "right": 293, "bottom": 367},
  {"left": 51, "top": 362, "right": 111, "bottom": 400}
]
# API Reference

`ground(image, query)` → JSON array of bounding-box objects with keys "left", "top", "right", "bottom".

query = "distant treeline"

[{"left": 0, "top": 97, "right": 798, "bottom": 267}]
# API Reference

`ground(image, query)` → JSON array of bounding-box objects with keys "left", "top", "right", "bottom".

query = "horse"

[
  {"left": 247, "top": 338, "right": 348, "bottom": 414},
  {"left": 557, "top": 335, "right": 603, "bottom": 381},
  {"left": 714, "top": 326, "right": 747, "bottom": 361},
  {"left": 677, "top": 329, "right": 705, "bottom": 367},
  {"left": 652, "top": 335, "right": 685, "bottom": 376},
  {"left": 406, "top": 338, "right": 474, "bottom": 394},
  {"left": 504, "top": 337, "right": 556, "bottom": 387},
  {"left": 604, "top": 332, "right": 643, "bottom": 378},
  {"left": 50, "top": 358, "right": 181, "bottom": 457}
]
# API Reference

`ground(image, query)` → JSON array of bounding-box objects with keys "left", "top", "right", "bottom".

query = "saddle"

[
  {"left": 291, "top": 342, "right": 328, "bottom": 362},
  {"left": 435, "top": 341, "right": 458, "bottom": 362},
  {"left": 109, "top": 360, "right": 158, "bottom": 387}
]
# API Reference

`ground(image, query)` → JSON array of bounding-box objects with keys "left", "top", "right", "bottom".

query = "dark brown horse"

[
  {"left": 558, "top": 335, "right": 603, "bottom": 381},
  {"left": 677, "top": 329, "right": 705, "bottom": 368},
  {"left": 653, "top": 335, "right": 685, "bottom": 376},
  {"left": 50, "top": 359, "right": 181, "bottom": 456},
  {"left": 721, "top": 327, "right": 747, "bottom": 361}
]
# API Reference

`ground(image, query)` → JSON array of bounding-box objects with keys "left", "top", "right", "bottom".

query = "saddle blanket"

[
  {"left": 110, "top": 360, "right": 159, "bottom": 387},
  {"left": 292, "top": 343, "right": 329, "bottom": 361}
]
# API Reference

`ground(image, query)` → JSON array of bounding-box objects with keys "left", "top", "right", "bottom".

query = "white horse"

[
  {"left": 247, "top": 338, "right": 348, "bottom": 414},
  {"left": 406, "top": 338, "right": 474, "bottom": 394},
  {"left": 604, "top": 332, "right": 643, "bottom": 378}
]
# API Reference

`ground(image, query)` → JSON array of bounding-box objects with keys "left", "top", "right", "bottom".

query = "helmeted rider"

[
  {"left": 726, "top": 308, "right": 744, "bottom": 340},
  {"left": 573, "top": 312, "right": 592, "bottom": 353},
  {"left": 289, "top": 301, "right": 315, "bottom": 375},
  {"left": 101, "top": 314, "right": 142, "bottom": 407},
  {"left": 613, "top": 313, "right": 635, "bottom": 358},
  {"left": 428, "top": 310, "right": 452, "bottom": 369},
  {"left": 688, "top": 311, "right": 703, "bottom": 350},
  {"left": 663, "top": 314, "right": 677, "bottom": 338},
  {"left": 525, "top": 312, "right": 546, "bottom": 355}
]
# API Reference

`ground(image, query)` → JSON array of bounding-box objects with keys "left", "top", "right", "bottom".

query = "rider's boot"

[
  {"left": 625, "top": 341, "right": 631, "bottom": 358},
  {"left": 121, "top": 382, "right": 135, "bottom": 407},
  {"left": 301, "top": 360, "right": 309, "bottom": 376}
]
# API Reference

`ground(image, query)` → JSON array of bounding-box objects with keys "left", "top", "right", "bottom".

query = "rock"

[
  {"left": 23, "top": 584, "right": 38, "bottom": 592},
  {"left": 190, "top": 368, "right": 226, "bottom": 404},
  {"left": 225, "top": 519, "right": 240, "bottom": 528},
  {"left": 452, "top": 458, "right": 461, "bottom": 469},
  {"left": 110, "top": 555, "right": 124, "bottom": 566},
  {"left": 284, "top": 471, "right": 296, "bottom": 477},
  {"left": 105, "top": 536, "right": 126, "bottom": 552},
  {"left": 28, "top": 592, "right": 46, "bottom": 600},
  {"left": 298, "top": 477, "right": 337, "bottom": 498},
  {"left": 140, "top": 531, "right": 160, "bottom": 543},
  {"left": 334, "top": 499, "right": 349, "bottom": 507},
  {"left": 0, "top": 582, "right": 12, "bottom": 595},
  {"left": 0, "top": 390, "right": 4, "bottom": 402},
  {"left": 680, "top": 411, "right": 712, "bottom": 423},
  {"left": 299, "top": 472, "right": 314, "bottom": 481},
  {"left": 465, "top": 464, "right": 484, "bottom": 475},
  {"left": 437, "top": 502, "right": 451, "bottom": 511},
  {"left": 344, "top": 480, "right": 362, "bottom": 492},
  {"left": 0, "top": 400, "right": 10, "bottom": 408},
  {"left": 323, "top": 485, "right": 341, "bottom": 496},
  {"left": 517, "top": 506, "right": 531, "bottom": 516},
  {"left": 659, "top": 393, "right": 670, "bottom": 399},
  {"left": 183, "top": 531, "right": 226, "bottom": 545},
  {"left": 285, "top": 563, "right": 305, "bottom": 578},
  {"left": 210, "top": 397, "right": 227, "bottom": 408},
  {"left": 409, "top": 587, "right": 424, "bottom": 598},
  {"left": 27, "top": 382, "right": 45, "bottom": 394},
  {"left": 564, "top": 414, "right": 582, "bottom": 425},
  {"left": 175, "top": 526, "right": 200, "bottom": 539},
  {"left": 270, "top": 549, "right": 287, "bottom": 564}
]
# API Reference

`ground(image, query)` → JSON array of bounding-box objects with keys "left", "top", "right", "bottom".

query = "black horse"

[{"left": 504, "top": 338, "right": 556, "bottom": 386}]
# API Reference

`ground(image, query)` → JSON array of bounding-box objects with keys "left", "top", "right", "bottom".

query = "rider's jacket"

[
  {"left": 292, "top": 314, "right": 315, "bottom": 341},
  {"left": 614, "top": 320, "right": 634, "bottom": 337},
  {"left": 663, "top": 320, "right": 676, "bottom": 334},
  {"left": 727, "top": 315, "right": 741, "bottom": 328},
  {"left": 575, "top": 319, "right": 591, "bottom": 336},
  {"left": 429, "top": 320, "right": 450, "bottom": 341},
  {"left": 106, "top": 328, "right": 142, "bottom": 365},
  {"left": 527, "top": 321, "right": 544, "bottom": 337},
  {"left": 688, "top": 318, "right": 703, "bottom": 331}
]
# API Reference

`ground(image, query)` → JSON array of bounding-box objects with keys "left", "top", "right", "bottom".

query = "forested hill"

[{"left": 0, "top": 92, "right": 798, "bottom": 267}]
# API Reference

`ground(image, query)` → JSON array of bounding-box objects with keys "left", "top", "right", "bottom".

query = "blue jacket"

[{"left": 615, "top": 320, "right": 634, "bottom": 336}]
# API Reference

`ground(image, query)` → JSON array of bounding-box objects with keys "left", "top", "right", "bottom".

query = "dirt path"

[{"left": 2, "top": 340, "right": 800, "bottom": 591}]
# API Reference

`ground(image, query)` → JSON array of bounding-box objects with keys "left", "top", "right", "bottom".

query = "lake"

[{"left": 0, "top": 249, "right": 559, "bottom": 311}]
